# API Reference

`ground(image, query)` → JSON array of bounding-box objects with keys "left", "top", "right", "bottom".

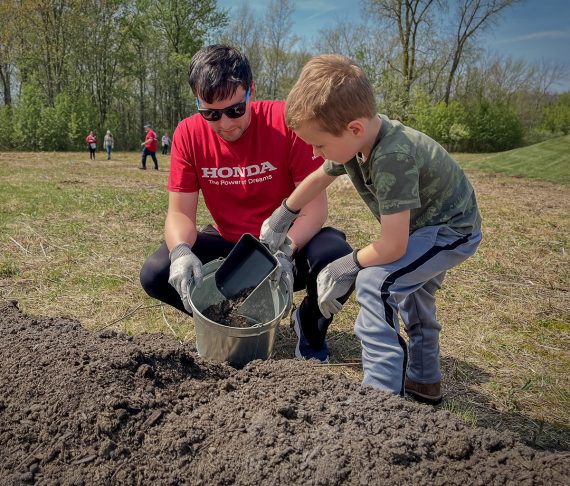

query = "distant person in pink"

[{"left": 85, "top": 131, "right": 97, "bottom": 160}]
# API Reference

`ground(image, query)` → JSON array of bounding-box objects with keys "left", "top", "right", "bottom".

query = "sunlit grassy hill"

[{"left": 459, "top": 135, "right": 570, "bottom": 184}]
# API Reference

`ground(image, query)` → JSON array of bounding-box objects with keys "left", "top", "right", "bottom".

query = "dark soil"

[
  {"left": 1, "top": 300, "right": 568, "bottom": 485},
  {"left": 202, "top": 289, "right": 255, "bottom": 328}
]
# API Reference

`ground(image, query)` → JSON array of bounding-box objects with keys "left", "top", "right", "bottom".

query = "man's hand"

[
  {"left": 271, "top": 250, "right": 294, "bottom": 312},
  {"left": 260, "top": 199, "right": 300, "bottom": 253},
  {"left": 168, "top": 243, "right": 203, "bottom": 313},
  {"left": 317, "top": 251, "right": 362, "bottom": 319}
]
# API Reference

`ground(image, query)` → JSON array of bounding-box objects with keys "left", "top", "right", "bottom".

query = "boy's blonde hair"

[{"left": 286, "top": 54, "right": 376, "bottom": 136}]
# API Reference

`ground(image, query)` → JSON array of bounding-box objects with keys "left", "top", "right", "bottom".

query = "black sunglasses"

[{"left": 196, "top": 88, "right": 250, "bottom": 122}]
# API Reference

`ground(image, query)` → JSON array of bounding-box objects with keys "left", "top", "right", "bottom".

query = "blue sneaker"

[{"left": 292, "top": 308, "right": 329, "bottom": 363}]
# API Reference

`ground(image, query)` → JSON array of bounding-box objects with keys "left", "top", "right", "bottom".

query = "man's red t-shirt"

[
  {"left": 168, "top": 100, "right": 322, "bottom": 242},
  {"left": 145, "top": 129, "right": 157, "bottom": 152}
]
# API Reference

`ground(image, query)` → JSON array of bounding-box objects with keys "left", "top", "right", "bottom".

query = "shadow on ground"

[{"left": 441, "top": 356, "right": 570, "bottom": 452}]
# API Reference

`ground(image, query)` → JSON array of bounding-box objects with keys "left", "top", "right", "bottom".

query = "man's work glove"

[
  {"left": 317, "top": 250, "right": 363, "bottom": 319},
  {"left": 271, "top": 250, "right": 295, "bottom": 313},
  {"left": 168, "top": 243, "right": 203, "bottom": 313},
  {"left": 260, "top": 199, "right": 300, "bottom": 253}
]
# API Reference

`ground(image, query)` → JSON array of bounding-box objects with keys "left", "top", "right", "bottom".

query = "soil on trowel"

[
  {"left": 0, "top": 299, "right": 569, "bottom": 485},
  {"left": 202, "top": 287, "right": 255, "bottom": 328}
]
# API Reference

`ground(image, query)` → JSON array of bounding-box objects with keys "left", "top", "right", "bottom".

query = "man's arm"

[
  {"left": 165, "top": 191, "right": 199, "bottom": 251},
  {"left": 165, "top": 191, "right": 204, "bottom": 308},
  {"left": 142, "top": 136, "right": 157, "bottom": 147},
  {"left": 356, "top": 210, "right": 410, "bottom": 267}
]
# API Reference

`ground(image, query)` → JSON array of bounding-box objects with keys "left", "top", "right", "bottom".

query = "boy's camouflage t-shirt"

[{"left": 323, "top": 115, "right": 481, "bottom": 234}]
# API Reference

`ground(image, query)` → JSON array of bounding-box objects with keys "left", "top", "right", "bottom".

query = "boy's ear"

[
  {"left": 250, "top": 81, "right": 256, "bottom": 98},
  {"left": 347, "top": 119, "right": 365, "bottom": 137}
]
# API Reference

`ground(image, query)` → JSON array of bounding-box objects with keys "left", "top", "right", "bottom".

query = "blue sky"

[{"left": 218, "top": 0, "right": 570, "bottom": 92}]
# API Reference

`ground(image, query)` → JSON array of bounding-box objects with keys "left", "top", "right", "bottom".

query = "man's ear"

[
  {"left": 347, "top": 119, "right": 365, "bottom": 137},
  {"left": 249, "top": 81, "right": 256, "bottom": 99}
]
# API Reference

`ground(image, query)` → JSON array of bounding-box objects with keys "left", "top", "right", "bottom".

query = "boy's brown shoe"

[{"left": 405, "top": 377, "right": 443, "bottom": 405}]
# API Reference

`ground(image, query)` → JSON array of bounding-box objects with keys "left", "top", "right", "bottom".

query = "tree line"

[{"left": 0, "top": 0, "right": 568, "bottom": 153}]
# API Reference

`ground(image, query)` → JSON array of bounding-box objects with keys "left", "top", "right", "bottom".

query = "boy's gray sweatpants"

[{"left": 354, "top": 225, "right": 482, "bottom": 395}]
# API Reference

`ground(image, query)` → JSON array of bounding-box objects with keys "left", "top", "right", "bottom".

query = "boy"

[{"left": 260, "top": 54, "right": 482, "bottom": 403}]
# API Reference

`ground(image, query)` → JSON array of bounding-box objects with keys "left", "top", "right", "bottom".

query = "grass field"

[
  {"left": 459, "top": 134, "right": 570, "bottom": 184},
  {"left": 0, "top": 142, "right": 569, "bottom": 450}
]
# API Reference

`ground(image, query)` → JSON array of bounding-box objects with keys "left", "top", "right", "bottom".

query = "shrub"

[
  {"left": 541, "top": 92, "right": 570, "bottom": 135},
  {"left": 13, "top": 80, "right": 45, "bottom": 150},
  {"left": 465, "top": 99, "right": 524, "bottom": 152},
  {"left": 410, "top": 93, "right": 470, "bottom": 151},
  {"left": 0, "top": 106, "right": 15, "bottom": 150}
]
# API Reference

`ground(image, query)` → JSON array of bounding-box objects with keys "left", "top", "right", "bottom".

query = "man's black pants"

[{"left": 141, "top": 148, "right": 158, "bottom": 169}]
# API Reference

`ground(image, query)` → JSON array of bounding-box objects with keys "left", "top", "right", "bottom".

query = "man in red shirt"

[
  {"left": 140, "top": 45, "right": 353, "bottom": 362},
  {"left": 140, "top": 123, "right": 159, "bottom": 170}
]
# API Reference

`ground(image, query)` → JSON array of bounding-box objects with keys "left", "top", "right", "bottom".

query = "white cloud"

[
  {"left": 295, "top": 0, "right": 343, "bottom": 21},
  {"left": 499, "top": 30, "right": 570, "bottom": 43}
]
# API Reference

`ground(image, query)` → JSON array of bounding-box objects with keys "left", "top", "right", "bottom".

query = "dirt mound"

[{"left": 1, "top": 300, "right": 568, "bottom": 485}]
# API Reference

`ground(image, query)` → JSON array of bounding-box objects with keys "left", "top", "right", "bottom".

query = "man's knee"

[
  {"left": 140, "top": 245, "right": 169, "bottom": 295},
  {"left": 304, "top": 226, "right": 352, "bottom": 269}
]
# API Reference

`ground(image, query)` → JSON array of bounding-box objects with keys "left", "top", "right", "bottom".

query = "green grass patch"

[{"left": 456, "top": 135, "right": 570, "bottom": 183}]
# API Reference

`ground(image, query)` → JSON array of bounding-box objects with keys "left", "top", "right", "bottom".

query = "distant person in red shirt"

[
  {"left": 140, "top": 123, "right": 158, "bottom": 170},
  {"left": 139, "top": 44, "right": 353, "bottom": 362},
  {"left": 86, "top": 131, "right": 97, "bottom": 160}
]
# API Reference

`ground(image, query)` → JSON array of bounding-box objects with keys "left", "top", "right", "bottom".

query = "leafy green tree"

[
  {"left": 0, "top": 106, "right": 15, "bottom": 149},
  {"left": 149, "top": 0, "right": 228, "bottom": 127},
  {"left": 466, "top": 98, "right": 523, "bottom": 151},
  {"left": 67, "top": 92, "right": 99, "bottom": 150},
  {"left": 13, "top": 80, "right": 45, "bottom": 150},
  {"left": 541, "top": 92, "right": 570, "bottom": 135},
  {"left": 37, "top": 92, "right": 73, "bottom": 150},
  {"left": 411, "top": 92, "right": 469, "bottom": 150}
]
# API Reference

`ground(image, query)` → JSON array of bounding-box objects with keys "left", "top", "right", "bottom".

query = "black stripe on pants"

[{"left": 380, "top": 234, "right": 470, "bottom": 396}]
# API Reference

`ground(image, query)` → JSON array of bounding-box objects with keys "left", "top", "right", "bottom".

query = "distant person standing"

[
  {"left": 104, "top": 130, "right": 114, "bottom": 160},
  {"left": 161, "top": 133, "right": 171, "bottom": 155},
  {"left": 140, "top": 123, "right": 158, "bottom": 170},
  {"left": 86, "top": 131, "right": 97, "bottom": 160}
]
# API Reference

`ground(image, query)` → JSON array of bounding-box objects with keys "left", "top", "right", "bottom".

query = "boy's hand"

[
  {"left": 260, "top": 199, "right": 300, "bottom": 253},
  {"left": 317, "top": 251, "right": 362, "bottom": 318},
  {"left": 168, "top": 243, "right": 203, "bottom": 313}
]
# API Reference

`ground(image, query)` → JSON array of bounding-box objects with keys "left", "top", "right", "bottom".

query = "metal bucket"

[{"left": 188, "top": 258, "right": 290, "bottom": 367}]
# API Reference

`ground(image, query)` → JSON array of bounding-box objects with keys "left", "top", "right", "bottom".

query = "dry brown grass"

[{"left": 1, "top": 151, "right": 568, "bottom": 450}]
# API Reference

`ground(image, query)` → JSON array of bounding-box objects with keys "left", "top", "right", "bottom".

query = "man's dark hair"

[{"left": 188, "top": 44, "right": 252, "bottom": 103}]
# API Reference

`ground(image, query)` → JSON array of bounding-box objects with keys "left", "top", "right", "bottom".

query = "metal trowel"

[{"left": 215, "top": 233, "right": 278, "bottom": 300}]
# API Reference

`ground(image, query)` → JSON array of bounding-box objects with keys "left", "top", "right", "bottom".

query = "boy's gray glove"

[
  {"left": 168, "top": 243, "right": 203, "bottom": 313},
  {"left": 260, "top": 199, "right": 300, "bottom": 253},
  {"left": 317, "top": 251, "right": 362, "bottom": 319},
  {"left": 271, "top": 251, "right": 294, "bottom": 313}
]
